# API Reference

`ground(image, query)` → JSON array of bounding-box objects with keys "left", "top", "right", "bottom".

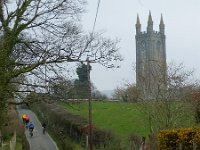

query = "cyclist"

[
  {"left": 28, "top": 122, "right": 34, "bottom": 137},
  {"left": 22, "top": 114, "right": 27, "bottom": 125},
  {"left": 25, "top": 115, "right": 30, "bottom": 129}
]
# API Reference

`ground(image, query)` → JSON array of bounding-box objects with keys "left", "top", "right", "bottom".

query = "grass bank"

[{"left": 59, "top": 101, "right": 195, "bottom": 139}]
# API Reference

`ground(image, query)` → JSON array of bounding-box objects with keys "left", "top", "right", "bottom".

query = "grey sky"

[{"left": 80, "top": 0, "right": 200, "bottom": 91}]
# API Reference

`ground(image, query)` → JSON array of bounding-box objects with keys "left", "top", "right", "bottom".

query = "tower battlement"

[{"left": 137, "top": 31, "right": 165, "bottom": 36}]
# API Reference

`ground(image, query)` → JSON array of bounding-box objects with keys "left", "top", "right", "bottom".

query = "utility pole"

[
  {"left": 87, "top": 0, "right": 101, "bottom": 147},
  {"left": 87, "top": 57, "right": 93, "bottom": 150},
  {"left": 45, "top": 64, "right": 47, "bottom": 92}
]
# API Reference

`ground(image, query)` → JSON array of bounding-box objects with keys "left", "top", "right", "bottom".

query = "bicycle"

[
  {"left": 29, "top": 128, "right": 33, "bottom": 137},
  {"left": 25, "top": 124, "right": 29, "bottom": 129}
]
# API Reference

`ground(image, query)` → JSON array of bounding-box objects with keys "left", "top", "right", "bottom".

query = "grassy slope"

[{"left": 60, "top": 101, "right": 195, "bottom": 139}]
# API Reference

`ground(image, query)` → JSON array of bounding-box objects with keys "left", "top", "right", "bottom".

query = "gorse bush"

[{"left": 158, "top": 128, "right": 200, "bottom": 149}]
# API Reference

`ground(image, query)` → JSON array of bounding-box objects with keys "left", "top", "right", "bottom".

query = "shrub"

[
  {"left": 2, "top": 105, "right": 24, "bottom": 139},
  {"left": 157, "top": 128, "right": 200, "bottom": 149},
  {"left": 1, "top": 105, "right": 29, "bottom": 150}
]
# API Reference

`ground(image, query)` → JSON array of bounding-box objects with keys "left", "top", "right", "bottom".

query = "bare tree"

[
  {"left": 113, "top": 83, "right": 139, "bottom": 102},
  {"left": 132, "top": 62, "right": 196, "bottom": 132},
  {"left": 0, "top": 0, "right": 122, "bottom": 128},
  {"left": 138, "top": 62, "right": 196, "bottom": 133}
]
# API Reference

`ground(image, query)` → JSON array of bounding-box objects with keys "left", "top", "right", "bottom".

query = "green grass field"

[{"left": 60, "top": 101, "right": 196, "bottom": 141}]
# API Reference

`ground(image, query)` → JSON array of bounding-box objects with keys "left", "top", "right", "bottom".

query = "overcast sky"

[{"left": 79, "top": 0, "right": 200, "bottom": 91}]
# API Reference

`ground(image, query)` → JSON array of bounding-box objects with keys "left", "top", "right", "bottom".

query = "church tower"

[{"left": 135, "top": 12, "right": 167, "bottom": 100}]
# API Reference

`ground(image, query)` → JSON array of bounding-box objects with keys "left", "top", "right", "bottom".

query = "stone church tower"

[{"left": 135, "top": 12, "right": 167, "bottom": 100}]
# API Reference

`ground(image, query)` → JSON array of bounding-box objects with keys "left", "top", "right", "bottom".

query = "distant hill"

[{"left": 100, "top": 90, "right": 114, "bottom": 99}]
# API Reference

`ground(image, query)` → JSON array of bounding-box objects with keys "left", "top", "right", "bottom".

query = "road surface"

[{"left": 18, "top": 108, "right": 58, "bottom": 150}]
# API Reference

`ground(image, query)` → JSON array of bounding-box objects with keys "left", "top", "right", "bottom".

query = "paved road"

[{"left": 18, "top": 108, "right": 58, "bottom": 150}]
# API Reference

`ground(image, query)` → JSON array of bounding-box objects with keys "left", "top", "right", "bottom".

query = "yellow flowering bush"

[{"left": 157, "top": 128, "right": 200, "bottom": 150}]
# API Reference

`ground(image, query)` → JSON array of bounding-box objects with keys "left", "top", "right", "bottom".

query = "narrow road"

[{"left": 18, "top": 108, "right": 58, "bottom": 150}]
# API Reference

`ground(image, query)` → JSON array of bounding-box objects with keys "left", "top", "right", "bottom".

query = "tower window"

[
  {"left": 157, "top": 41, "right": 161, "bottom": 58},
  {"left": 157, "top": 41, "right": 161, "bottom": 51},
  {"left": 140, "top": 41, "right": 146, "bottom": 59}
]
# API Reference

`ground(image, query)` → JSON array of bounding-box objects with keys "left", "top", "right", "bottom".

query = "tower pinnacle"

[
  {"left": 136, "top": 14, "right": 141, "bottom": 34},
  {"left": 147, "top": 11, "right": 153, "bottom": 33},
  {"left": 159, "top": 14, "right": 165, "bottom": 34},
  {"left": 148, "top": 11, "right": 153, "bottom": 25},
  {"left": 136, "top": 14, "right": 141, "bottom": 25},
  {"left": 160, "top": 14, "right": 164, "bottom": 25}
]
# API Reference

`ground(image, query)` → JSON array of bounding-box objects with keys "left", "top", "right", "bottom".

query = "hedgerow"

[{"left": 31, "top": 101, "right": 121, "bottom": 149}]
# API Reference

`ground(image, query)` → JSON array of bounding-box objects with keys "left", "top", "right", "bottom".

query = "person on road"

[{"left": 42, "top": 122, "right": 47, "bottom": 134}]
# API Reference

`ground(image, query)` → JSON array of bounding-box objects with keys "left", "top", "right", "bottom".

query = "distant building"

[{"left": 135, "top": 12, "right": 167, "bottom": 100}]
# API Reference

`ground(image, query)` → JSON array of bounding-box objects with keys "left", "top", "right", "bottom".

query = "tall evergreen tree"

[{"left": 74, "top": 63, "right": 91, "bottom": 98}]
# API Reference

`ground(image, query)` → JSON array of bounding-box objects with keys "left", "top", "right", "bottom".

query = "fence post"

[
  {"left": 86, "top": 135, "right": 89, "bottom": 148},
  {"left": 193, "top": 142, "right": 197, "bottom": 150},
  {"left": 0, "top": 130, "right": 2, "bottom": 146},
  {"left": 179, "top": 143, "right": 182, "bottom": 150},
  {"left": 142, "top": 137, "right": 145, "bottom": 150},
  {"left": 9, "top": 131, "right": 16, "bottom": 150}
]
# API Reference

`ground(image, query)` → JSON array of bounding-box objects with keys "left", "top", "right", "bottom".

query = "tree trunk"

[{"left": 0, "top": 76, "right": 9, "bottom": 129}]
